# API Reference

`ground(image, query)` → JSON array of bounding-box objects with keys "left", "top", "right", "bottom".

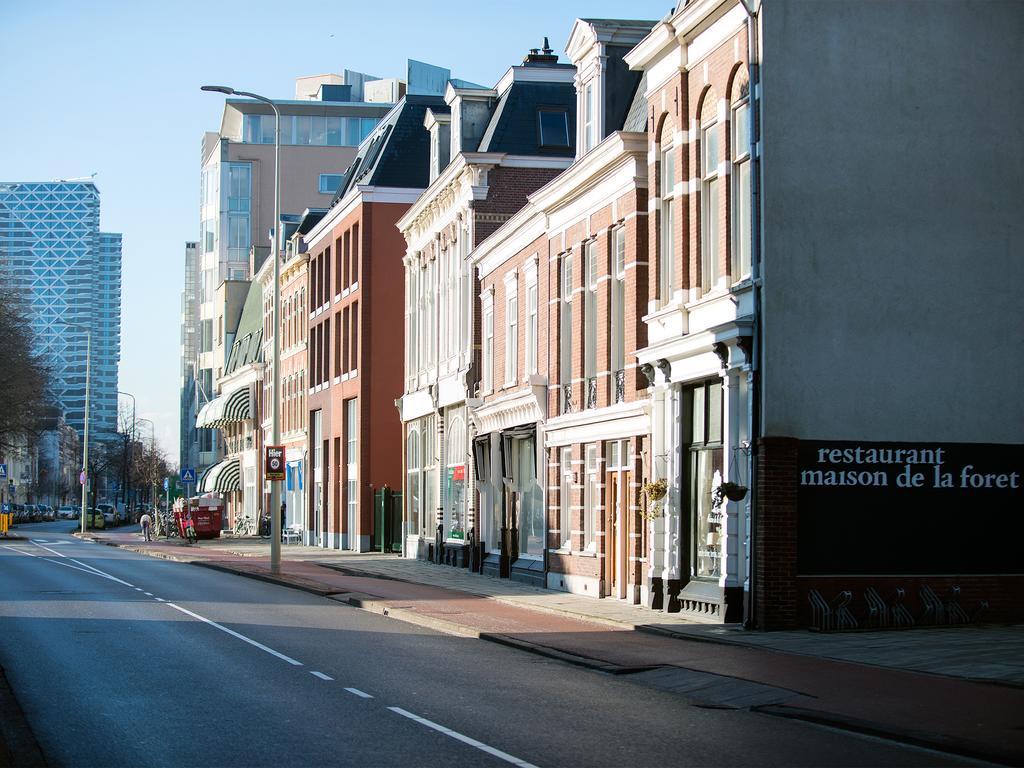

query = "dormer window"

[{"left": 538, "top": 108, "right": 570, "bottom": 148}]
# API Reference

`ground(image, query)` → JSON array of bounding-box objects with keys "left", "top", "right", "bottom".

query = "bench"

[{"left": 282, "top": 524, "right": 303, "bottom": 545}]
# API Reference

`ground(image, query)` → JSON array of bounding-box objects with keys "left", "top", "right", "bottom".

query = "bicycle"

[{"left": 233, "top": 514, "right": 257, "bottom": 537}]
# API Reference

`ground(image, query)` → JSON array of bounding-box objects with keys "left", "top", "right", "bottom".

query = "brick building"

[
  {"left": 304, "top": 93, "right": 447, "bottom": 550},
  {"left": 398, "top": 46, "right": 577, "bottom": 568},
  {"left": 469, "top": 19, "right": 654, "bottom": 594}
]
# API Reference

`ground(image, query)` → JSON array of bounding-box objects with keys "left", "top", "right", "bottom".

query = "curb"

[{"left": 755, "top": 703, "right": 1019, "bottom": 767}]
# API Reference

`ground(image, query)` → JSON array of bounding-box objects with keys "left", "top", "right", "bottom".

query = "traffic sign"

[
  {"left": 163, "top": 477, "right": 169, "bottom": 492},
  {"left": 265, "top": 445, "right": 285, "bottom": 481},
  {"left": 180, "top": 467, "right": 196, "bottom": 484},
  {"left": 0, "top": 464, "right": 6, "bottom": 480}
]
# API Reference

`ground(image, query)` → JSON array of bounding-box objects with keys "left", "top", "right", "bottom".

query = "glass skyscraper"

[{"left": 0, "top": 181, "right": 122, "bottom": 442}]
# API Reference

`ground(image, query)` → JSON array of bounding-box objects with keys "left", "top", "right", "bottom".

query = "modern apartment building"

[
  {"left": 0, "top": 180, "right": 122, "bottom": 442},
  {"left": 398, "top": 45, "right": 577, "bottom": 569},
  {"left": 193, "top": 73, "right": 393, "bottom": 478},
  {"left": 179, "top": 241, "right": 200, "bottom": 473}
]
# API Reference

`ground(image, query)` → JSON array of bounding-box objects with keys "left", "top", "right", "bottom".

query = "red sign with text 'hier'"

[{"left": 265, "top": 445, "right": 285, "bottom": 481}]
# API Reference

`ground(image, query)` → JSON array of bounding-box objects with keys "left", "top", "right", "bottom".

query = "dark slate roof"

[
  {"left": 330, "top": 94, "right": 448, "bottom": 205},
  {"left": 223, "top": 280, "right": 264, "bottom": 376},
  {"left": 604, "top": 44, "right": 647, "bottom": 135},
  {"left": 477, "top": 79, "right": 577, "bottom": 157},
  {"left": 622, "top": 71, "right": 649, "bottom": 133}
]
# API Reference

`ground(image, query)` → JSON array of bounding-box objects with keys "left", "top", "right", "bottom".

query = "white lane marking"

[
  {"left": 154, "top": 597, "right": 166, "bottom": 602},
  {"left": 134, "top": 587, "right": 143, "bottom": 592},
  {"left": 387, "top": 707, "right": 538, "bottom": 768},
  {"left": 144, "top": 592, "right": 153, "bottom": 597},
  {"left": 162, "top": 602, "right": 303, "bottom": 667},
  {"left": 310, "top": 671, "right": 333, "bottom": 681},
  {"left": 2, "top": 545, "right": 129, "bottom": 581},
  {"left": 344, "top": 687, "right": 373, "bottom": 699},
  {"left": 27, "top": 541, "right": 136, "bottom": 588}
]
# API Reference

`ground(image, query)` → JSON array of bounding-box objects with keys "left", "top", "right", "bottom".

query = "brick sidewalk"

[{"left": 81, "top": 529, "right": 1024, "bottom": 764}]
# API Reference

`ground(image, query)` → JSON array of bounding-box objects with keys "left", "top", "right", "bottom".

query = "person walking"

[
  {"left": 140, "top": 511, "right": 152, "bottom": 542},
  {"left": 280, "top": 501, "right": 287, "bottom": 543}
]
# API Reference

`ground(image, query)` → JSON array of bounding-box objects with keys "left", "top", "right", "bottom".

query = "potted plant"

[
  {"left": 712, "top": 481, "right": 748, "bottom": 508},
  {"left": 640, "top": 479, "right": 668, "bottom": 520}
]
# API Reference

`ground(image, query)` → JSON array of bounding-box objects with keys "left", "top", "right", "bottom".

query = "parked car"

[
  {"left": 96, "top": 503, "right": 116, "bottom": 527},
  {"left": 58, "top": 505, "right": 78, "bottom": 520},
  {"left": 38, "top": 505, "right": 54, "bottom": 521},
  {"left": 23, "top": 504, "right": 38, "bottom": 521},
  {"left": 12, "top": 504, "right": 25, "bottom": 522}
]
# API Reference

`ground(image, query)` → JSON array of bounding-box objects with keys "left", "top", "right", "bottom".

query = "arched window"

[
  {"left": 700, "top": 90, "right": 722, "bottom": 294},
  {"left": 730, "top": 70, "right": 752, "bottom": 282},
  {"left": 446, "top": 415, "right": 466, "bottom": 539}
]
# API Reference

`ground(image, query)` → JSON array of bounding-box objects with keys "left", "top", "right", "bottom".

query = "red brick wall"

[{"left": 755, "top": 435, "right": 799, "bottom": 629}]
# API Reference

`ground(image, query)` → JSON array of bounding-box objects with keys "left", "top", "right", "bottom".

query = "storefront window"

[
  {"left": 446, "top": 413, "right": 466, "bottom": 540},
  {"left": 518, "top": 436, "right": 544, "bottom": 556},
  {"left": 688, "top": 381, "right": 724, "bottom": 579}
]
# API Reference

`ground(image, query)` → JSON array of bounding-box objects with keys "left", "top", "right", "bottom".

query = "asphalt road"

[{"left": 0, "top": 531, "right": 974, "bottom": 767}]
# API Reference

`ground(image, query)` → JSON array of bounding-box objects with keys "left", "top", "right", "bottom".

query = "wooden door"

[{"left": 605, "top": 472, "right": 618, "bottom": 598}]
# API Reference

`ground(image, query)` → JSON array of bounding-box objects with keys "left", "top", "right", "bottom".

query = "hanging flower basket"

[
  {"left": 640, "top": 479, "right": 668, "bottom": 520},
  {"left": 712, "top": 481, "right": 748, "bottom": 508}
]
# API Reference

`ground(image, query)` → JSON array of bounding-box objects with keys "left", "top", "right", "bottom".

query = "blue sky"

[{"left": 0, "top": 0, "right": 669, "bottom": 462}]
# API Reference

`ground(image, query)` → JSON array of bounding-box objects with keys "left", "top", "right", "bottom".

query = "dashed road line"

[
  {"left": 387, "top": 707, "right": 539, "bottom": 768},
  {"left": 310, "top": 671, "right": 333, "bottom": 681},
  {"left": 344, "top": 687, "right": 373, "bottom": 699}
]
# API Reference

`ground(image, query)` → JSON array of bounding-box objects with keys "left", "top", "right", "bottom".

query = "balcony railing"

[
  {"left": 614, "top": 369, "right": 625, "bottom": 403},
  {"left": 586, "top": 377, "right": 597, "bottom": 409},
  {"left": 562, "top": 383, "right": 575, "bottom": 414}
]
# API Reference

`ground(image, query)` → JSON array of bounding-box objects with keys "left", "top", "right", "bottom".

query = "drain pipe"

[{"left": 740, "top": 0, "right": 763, "bottom": 629}]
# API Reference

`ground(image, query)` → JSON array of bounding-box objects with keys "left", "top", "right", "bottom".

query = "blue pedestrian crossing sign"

[
  {"left": 180, "top": 468, "right": 196, "bottom": 484},
  {"left": 163, "top": 477, "right": 169, "bottom": 492},
  {"left": 0, "top": 464, "right": 6, "bottom": 480}
]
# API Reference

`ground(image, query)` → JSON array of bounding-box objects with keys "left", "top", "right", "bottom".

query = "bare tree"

[{"left": 0, "top": 286, "right": 53, "bottom": 455}]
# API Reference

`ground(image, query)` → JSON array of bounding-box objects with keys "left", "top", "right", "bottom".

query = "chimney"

[{"left": 523, "top": 37, "right": 559, "bottom": 66}]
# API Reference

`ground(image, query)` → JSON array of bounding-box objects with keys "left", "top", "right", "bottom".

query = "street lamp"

[
  {"left": 57, "top": 320, "right": 91, "bottom": 534},
  {"left": 202, "top": 83, "right": 283, "bottom": 574}
]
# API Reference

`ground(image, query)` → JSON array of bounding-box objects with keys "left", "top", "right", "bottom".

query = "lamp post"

[
  {"left": 58, "top": 320, "right": 91, "bottom": 534},
  {"left": 202, "top": 84, "right": 282, "bottom": 574},
  {"left": 118, "top": 391, "right": 135, "bottom": 512}
]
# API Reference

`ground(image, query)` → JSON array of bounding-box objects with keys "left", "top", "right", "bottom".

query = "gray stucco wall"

[{"left": 760, "top": 0, "right": 1024, "bottom": 442}]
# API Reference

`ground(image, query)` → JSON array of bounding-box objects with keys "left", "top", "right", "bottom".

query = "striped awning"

[
  {"left": 196, "top": 385, "right": 253, "bottom": 428},
  {"left": 199, "top": 458, "right": 241, "bottom": 493}
]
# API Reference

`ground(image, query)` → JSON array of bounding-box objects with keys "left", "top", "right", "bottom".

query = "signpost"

[{"left": 265, "top": 446, "right": 285, "bottom": 482}]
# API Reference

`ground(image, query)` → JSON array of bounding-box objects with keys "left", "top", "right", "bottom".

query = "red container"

[{"left": 192, "top": 508, "right": 222, "bottom": 539}]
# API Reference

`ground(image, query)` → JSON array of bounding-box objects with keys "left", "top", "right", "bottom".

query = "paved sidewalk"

[{"left": 77, "top": 528, "right": 1024, "bottom": 764}]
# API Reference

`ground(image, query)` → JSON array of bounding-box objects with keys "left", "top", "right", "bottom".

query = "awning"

[
  {"left": 199, "top": 458, "right": 241, "bottom": 493},
  {"left": 196, "top": 385, "right": 253, "bottom": 428}
]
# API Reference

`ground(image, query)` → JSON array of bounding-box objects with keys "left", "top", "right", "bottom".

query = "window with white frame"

[
  {"left": 583, "top": 83, "right": 595, "bottom": 152},
  {"left": 659, "top": 145, "right": 676, "bottom": 304},
  {"left": 406, "top": 427, "right": 420, "bottom": 534},
  {"left": 526, "top": 280, "right": 538, "bottom": 377},
  {"left": 701, "top": 92, "right": 722, "bottom": 294},
  {"left": 482, "top": 297, "right": 494, "bottom": 394},
  {"left": 504, "top": 274, "right": 518, "bottom": 386},
  {"left": 406, "top": 264, "right": 418, "bottom": 382},
  {"left": 446, "top": 413, "right": 466, "bottom": 539},
  {"left": 559, "top": 446, "right": 572, "bottom": 549},
  {"left": 559, "top": 254, "right": 573, "bottom": 412},
  {"left": 459, "top": 219, "right": 470, "bottom": 354},
  {"left": 345, "top": 398, "right": 358, "bottom": 544},
  {"left": 422, "top": 415, "right": 437, "bottom": 535},
  {"left": 584, "top": 241, "right": 598, "bottom": 407},
  {"left": 611, "top": 227, "right": 626, "bottom": 401},
  {"left": 584, "top": 444, "right": 598, "bottom": 552},
  {"left": 731, "top": 75, "right": 752, "bottom": 283}
]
